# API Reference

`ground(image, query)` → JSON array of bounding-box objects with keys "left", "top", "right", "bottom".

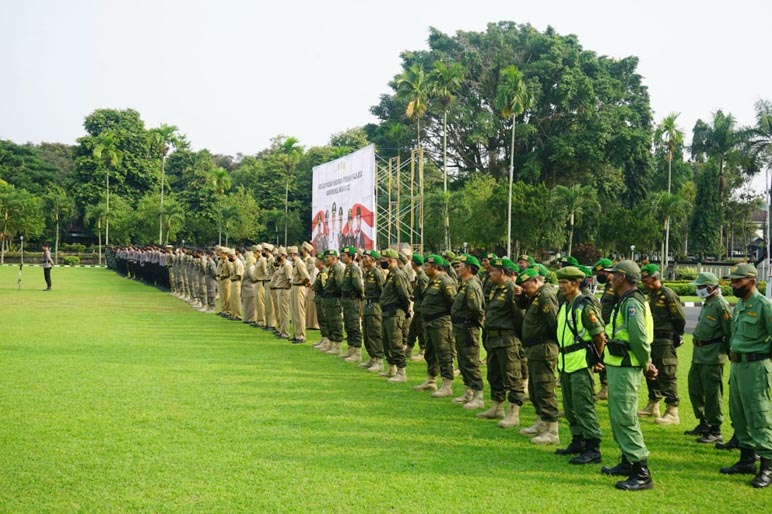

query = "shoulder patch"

[
  {"left": 722, "top": 312, "right": 730, "bottom": 320},
  {"left": 628, "top": 305, "right": 637, "bottom": 317},
  {"left": 747, "top": 311, "right": 758, "bottom": 317}
]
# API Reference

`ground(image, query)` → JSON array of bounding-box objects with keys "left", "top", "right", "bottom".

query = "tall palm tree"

[
  {"left": 396, "top": 63, "right": 430, "bottom": 145},
  {"left": 92, "top": 130, "right": 122, "bottom": 250},
  {"left": 150, "top": 124, "right": 184, "bottom": 245},
  {"left": 208, "top": 167, "right": 232, "bottom": 245},
  {"left": 429, "top": 61, "right": 464, "bottom": 250},
  {"left": 45, "top": 186, "right": 75, "bottom": 264},
  {"left": 494, "top": 64, "right": 531, "bottom": 257},
  {"left": 743, "top": 99, "right": 772, "bottom": 279},
  {"left": 551, "top": 184, "right": 596, "bottom": 257},
  {"left": 84, "top": 202, "right": 107, "bottom": 266},
  {"left": 277, "top": 137, "right": 303, "bottom": 246},
  {"left": 655, "top": 113, "right": 684, "bottom": 269}
]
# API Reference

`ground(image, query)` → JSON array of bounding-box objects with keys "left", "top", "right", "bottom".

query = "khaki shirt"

[{"left": 291, "top": 256, "right": 311, "bottom": 286}]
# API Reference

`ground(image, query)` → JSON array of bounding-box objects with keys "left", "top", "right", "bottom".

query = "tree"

[
  {"left": 551, "top": 184, "right": 597, "bottom": 257},
  {"left": 654, "top": 113, "right": 684, "bottom": 268},
  {"left": 0, "top": 183, "right": 44, "bottom": 263},
  {"left": 44, "top": 185, "right": 76, "bottom": 264},
  {"left": 149, "top": 124, "right": 185, "bottom": 245},
  {"left": 208, "top": 167, "right": 232, "bottom": 245},
  {"left": 495, "top": 64, "right": 531, "bottom": 257},
  {"left": 92, "top": 130, "right": 123, "bottom": 249},
  {"left": 277, "top": 137, "right": 303, "bottom": 246},
  {"left": 429, "top": 61, "right": 464, "bottom": 250},
  {"left": 396, "top": 63, "right": 430, "bottom": 145},
  {"left": 84, "top": 202, "right": 107, "bottom": 265}
]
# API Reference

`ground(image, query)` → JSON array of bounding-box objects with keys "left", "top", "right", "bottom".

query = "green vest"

[
  {"left": 557, "top": 299, "right": 590, "bottom": 373},
  {"left": 604, "top": 291, "right": 653, "bottom": 367}
]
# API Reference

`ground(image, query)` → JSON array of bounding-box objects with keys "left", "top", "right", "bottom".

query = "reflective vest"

[
  {"left": 557, "top": 298, "right": 590, "bottom": 373},
  {"left": 604, "top": 292, "right": 653, "bottom": 368}
]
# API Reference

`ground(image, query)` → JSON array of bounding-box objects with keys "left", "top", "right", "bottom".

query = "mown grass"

[{"left": 0, "top": 267, "right": 764, "bottom": 513}]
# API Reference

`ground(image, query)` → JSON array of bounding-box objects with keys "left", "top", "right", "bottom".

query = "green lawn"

[{"left": 0, "top": 267, "right": 763, "bottom": 512}]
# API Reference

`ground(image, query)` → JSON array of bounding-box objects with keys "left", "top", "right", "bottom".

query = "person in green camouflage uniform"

[
  {"left": 407, "top": 255, "right": 429, "bottom": 361},
  {"left": 378, "top": 248, "right": 412, "bottom": 383},
  {"left": 684, "top": 272, "right": 731, "bottom": 443},
  {"left": 322, "top": 250, "right": 345, "bottom": 355},
  {"left": 719, "top": 263, "right": 772, "bottom": 488},
  {"left": 360, "top": 250, "right": 385, "bottom": 373},
  {"left": 517, "top": 267, "right": 561, "bottom": 445},
  {"left": 339, "top": 246, "right": 364, "bottom": 362},
  {"left": 451, "top": 254, "right": 485, "bottom": 409},
  {"left": 639, "top": 264, "right": 686, "bottom": 425},
  {"left": 312, "top": 255, "right": 330, "bottom": 350},
  {"left": 476, "top": 258, "right": 526, "bottom": 428}
]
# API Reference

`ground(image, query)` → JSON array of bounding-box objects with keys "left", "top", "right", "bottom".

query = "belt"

[
  {"left": 260, "top": 279, "right": 271, "bottom": 282},
  {"left": 693, "top": 337, "right": 723, "bottom": 348},
  {"left": 423, "top": 312, "right": 450, "bottom": 323},
  {"left": 560, "top": 342, "right": 586, "bottom": 354},
  {"left": 654, "top": 330, "right": 673, "bottom": 339},
  {"left": 292, "top": 283, "right": 304, "bottom": 286},
  {"left": 486, "top": 329, "right": 515, "bottom": 337},
  {"left": 730, "top": 352, "right": 770, "bottom": 363},
  {"left": 524, "top": 339, "right": 556, "bottom": 348}
]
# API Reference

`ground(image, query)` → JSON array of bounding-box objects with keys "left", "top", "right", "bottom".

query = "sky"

[{"left": 1, "top": 0, "right": 771, "bottom": 178}]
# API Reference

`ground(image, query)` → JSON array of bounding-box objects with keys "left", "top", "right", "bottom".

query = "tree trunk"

[
  {"left": 507, "top": 115, "right": 516, "bottom": 258},
  {"left": 97, "top": 219, "right": 102, "bottom": 266},
  {"left": 55, "top": 216, "right": 60, "bottom": 265},
  {"left": 159, "top": 155, "right": 165, "bottom": 245},
  {"left": 105, "top": 172, "right": 110, "bottom": 250},
  {"left": 443, "top": 110, "right": 450, "bottom": 251},
  {"left": 568, "top": 211, "right": 574, "bottom": 257}
]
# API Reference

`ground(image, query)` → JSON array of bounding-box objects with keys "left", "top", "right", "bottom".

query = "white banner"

[{"left": 311, "top": 144, "right": 376, "bottom": 253}]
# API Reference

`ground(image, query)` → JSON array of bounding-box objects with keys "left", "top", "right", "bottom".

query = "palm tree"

[
  {"left": 92, "top": 130, "right": 122, "bottom": 250},
  {"left": 743, "top": 99, "right": 772, "bottom": 276},
  {"left": 429, "top": 61, "right": 464, "bottom": 250},
  {"left": 45, "top": 186, "right": 75, "bottom": 264},
  {"left": 161, "top": 198, "right": 185, "bottom": 245},
  {"left": 150, "top": 124, "right": 184, "bottom": 245},
  {"left": 0, "top": 184, "right": 23, "bottom": 264},
  {"left": 84, "top": 202, "right": 107, "bottom": 266},
  {"left": 551, "top": 184, "right": 596, "bottom": 257},
  {"left": 277, "top": 137, "right": 302, "bottom": 246},
  {"left": 396, "top": 63, "right": 430, "bottom": 145},
  {"left": 494, "top": 64, "right": 531, "bottom": 257},
  {"left": 654, "top": 113, "right": 684, "bottom": 269},
  {"left": 208, "top": 167, "right": 232, "bottom": 245}
]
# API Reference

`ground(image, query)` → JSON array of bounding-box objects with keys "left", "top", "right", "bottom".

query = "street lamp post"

[{"left": 630, "top": 245, "right": 636, "bottom": 261}]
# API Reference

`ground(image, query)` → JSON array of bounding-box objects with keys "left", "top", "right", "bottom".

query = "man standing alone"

[{"left": 42, "top": 244, "right": 53, "bottom": 291}]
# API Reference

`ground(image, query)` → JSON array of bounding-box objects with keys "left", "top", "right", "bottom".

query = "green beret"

[
  {"left": 556, "top": 266, "right": 585, "bottom": 281},
  {"left": 593, "top": 258, "right": 613, "bottom": 273},
  {"left": 364, "top": 249, "right": 380, "bottom": 260},
  {"left": 640, "top": 264, "right": 660, "bottom": 279},
  {"left": 482, "top": 252, "right": 498, "bottom": 261},
  {"left": 530, "top": 263, "right": 549, "bottom": 277},
  {"left": 490, "top": 257, "right": 510, "bottom": 270},
  {"left": 316, "top": 253, "right": 324, "bottom": 260},
  {"left": 341, "top": 245, "right": 357, "bottom": 256},
  {"left": 425, "top": 254, "right": 444, "bottom": 266},
  {"left": 691, "top": 272, "right": 719, "bottom": 286},
  {"left": 518, "top": 254, "right": 536, "bottom": 265},
  {"left": 565, "top": 256, "right": 579, "bottom": 266},
  {"left": 605, "top": 260, "right": 641, "bottom": 281},
  {"left": 517, "top": 267, "right": 540, "bottom": 284},
  {"left": 380, "top": 248, "right": 399, "bottom": 259},
  {"left": 457, "top": 253, "right": 481, "bottom": 268},
  {"left": 579, "top": 265, "right": 593, "bottom": 278},
  {"left": 412, "top": 254, "right": 425, "bottom": 266},
  {"left": 323, "top": 249, "right": 338, "bottom": 257}
]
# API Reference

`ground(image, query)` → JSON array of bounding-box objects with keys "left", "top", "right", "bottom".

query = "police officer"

[
  {"left": 289, "top": 246, "right": 311, "bottom": 344},
  {"left": 451, "top": 254, "right": 485, "bottom": 409},
  {"left": 274, "top": 247, "right": 293, "bottom": 339},
  {"left": 339, "top": 246, "right": 364, "bottom": 362},
  {"left": 600, "top": 260, "right": 657, "bottom": 491},
  {"left": 518, "top": 267, "right": 560, "bottom": 445},
  {"left": 414, "top": 255, "right": 456, "bottom": 398},
  {"left": 639, "top": 264, "right": 686, "bottom": 425},
  {"left": 719, "top": 263, "right": 772, "bottom": 488},
  {"left": 554, "top": 266, "right": 605, "bottom": 465},
  {"left": 378, "top": 248, "right": 411, "bottom": 383},
  {"left": 685, "top": 272, "right": 731, "bottom": 443},
  {"left": 360, "top": 249, "right": 385, "bottom": 372},
  {"left": 476, "top": 258, "right": 526, "bottom": 427}
]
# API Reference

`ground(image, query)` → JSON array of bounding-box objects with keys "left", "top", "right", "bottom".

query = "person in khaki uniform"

[
  {"left": 228, "top": 249, "right": 244, "bottom": 321},
  {"left": 217, "top": 247, "right": 232, "bottom": 318},
  {"left": 274, "top": 247, "right": 293, "bottom": 339},
  {"left": 289, "top": 246, "right": 311, "bottom": 344},
  {"left": 263, "top": 244, "right": 277, "bottom": 331},
  {"left": 242, "top": 250, "right": 258, "bottom": 325},
  {"left": 302, "top": 242, "right": 319, "bottom": 330},
  {"left": 253, "top": 244, "right": 268, "bottom": 327},
  {"left": 269, "top": 248, "right": 283, "bottom": 334}
]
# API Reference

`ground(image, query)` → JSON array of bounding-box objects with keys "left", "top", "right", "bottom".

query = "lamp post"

[{"left": 630, "top": 245, "right": 636, "bottom": 261}]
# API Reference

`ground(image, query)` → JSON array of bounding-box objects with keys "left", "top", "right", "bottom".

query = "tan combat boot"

[
  {"left": 344, "top": 348, "right": 362, "bottom": 363},
  {"left": 452, "top": 388, "right": 473, "bottom": 404},
  {"left": 637, "top": 400, "right": 661, "bottom": 418},
  {"left": 359, "top": 357, "right": 373, "bottom": 369},
  {"left": 339, "top": 346, "right": 355, "bottom": 359},
  {"left": 655, "top": 405, "right": 680, "bottom": 425},
  {"left": 410, "top": 348, "right": 425, "bottom": 362},
  {"left": 388, "top": 367, "right": 407, "bottom": 383},
  {"left": 463, "top": 390, "right": 485, "bottom": 410},
  {"left": 497, "top": 403, "right": 521, "bottom": 428},
  {"left": 312, "top": 337, "right": 329, "bottom": 349},
  {"left": 520, "top": 417, "right": 545, "bottom": 436},
  {"left": 476, "top": 400, "right": 505, "bottom": 419},
  {"left": 379, "top": 365, "right": 397, "bottom": 377},
  {"left": 431, "top": 379, "right": 454, "bottom": 398},
  {"left": 316, "top": 338, "right": 332, "bottom": 352},
  {"left": 413, "top": 376, "right": 438, "bottom": 391},
  {"left": 367, "top": 358, "right": 384, "bottom": 373},
  {"left": 531, "top": 421, "right": 560, "bottom": 445},
  {"left": 324, "top": 342, "right": 342, "bottom": 355}
]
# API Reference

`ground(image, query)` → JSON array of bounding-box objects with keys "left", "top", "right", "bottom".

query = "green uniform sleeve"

[
  {"left": 543, "top": 287, "right": 559, "bottom": 335},
  {"left": 352, "top": 266, "right": 364, "bottom": 296},
  {"left": 666, "top": 287, "right": 686, "bottom": 335},
  {"left": 626, "top": 297, "right": 651, "bottom": 366},
  {"left": 581, "top": 300, "right": 606, "bottom": 337},
  {"left": 466, "top": 280, "right": 485, "bottom": 320}
]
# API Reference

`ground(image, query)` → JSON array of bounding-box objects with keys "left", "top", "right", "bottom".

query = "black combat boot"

[
  {"left": 715, "top": 433, "right": 739, "bottom": 450},
  {"left": 615, "top": 459, "right": 653, "bottom": 491},
  {"left": 601, "top": 455, "right": 632, "bottom": 476},
  {"left": 570, "top": 438, "right": 601, "bottom": 465},
  {"left": 697, "top": 427, "right": 722, "bottom": 444},
  {"left": 720, "top": 448, "right": 758, "bottom": 475},
  {"left": 555, "top": 435, "right": 585, "bottom": 455},
  {"left": 683, "top": 421, "right": 708, "bottom": 436},
  {"left": 751, "top": 458, "right": 772, "bottom": 488}
]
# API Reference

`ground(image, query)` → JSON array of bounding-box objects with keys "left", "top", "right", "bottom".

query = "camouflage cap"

[
  {"left": 323, "top": 249, "right": 338, "bottom": 257},
  {"left": 412, "top": 254, "right": 424, "bottom": 266},
  {"left": 593, "top": 258, "right": 613, "bottom": 273},
  {"left": 691, "top": 272, "right": 719, "bottom": 286},
  {"left": 728, "top": 263, "right": 758, "bottom": 279},
  {"left": 640, "top": 264, "right": 660, "bottom": 279},
  {"left": 605, "top": 260, "right": 641, "bottom": 281},
  {"left": 556, "top": 266, "right": 585, "bottom": 281},
  {"left": 380, "top": 248, "right": 399, "bottom": 259},
  {"left": 364, "top": 249, "right": 381, "bottom": 260}
]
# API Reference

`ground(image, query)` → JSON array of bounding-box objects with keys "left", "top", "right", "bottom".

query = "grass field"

[{"left": 0, "top": 267, "right": 764, "bottom": 512}]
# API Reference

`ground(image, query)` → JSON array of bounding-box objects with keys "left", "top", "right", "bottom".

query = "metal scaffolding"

[{"left": 374, "top": 147, "right": 424, "bottom": 254}]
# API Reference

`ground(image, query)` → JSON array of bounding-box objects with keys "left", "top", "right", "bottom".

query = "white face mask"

[{"left": 696, "top": 287, "right": 711, "bottom": 299}]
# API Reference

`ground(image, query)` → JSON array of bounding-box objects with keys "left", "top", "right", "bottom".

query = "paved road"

[{"left": 685, "top": 306, "right": 699, "bottom": 333}]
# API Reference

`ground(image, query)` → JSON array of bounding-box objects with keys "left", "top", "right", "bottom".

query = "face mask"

[
  {"left": 380, "top": 261, "right": 390, "bottom": 270},
  {"left": 732, "top": 285, "right": 749, "bottom": 298},
  {"left": 596, "top": 274, "right": 607, "bottom": 284},
  {"left": 696, "top": 288, "right": 710, "bottom": 299}
]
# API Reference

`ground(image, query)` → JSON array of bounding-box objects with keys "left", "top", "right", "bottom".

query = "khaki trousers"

[
  {"left": 278, "top": 289, "right": 291, "bottom": 337},
  {"left": 255, "top": 281, "right": 266, "bottom": 325},
  {"left": 291, "top": 285, "right": 307, "bottom": 340}
]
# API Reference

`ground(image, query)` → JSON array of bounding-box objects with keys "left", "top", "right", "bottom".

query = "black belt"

[
  {"left": 730, "top": 352, "right": 770, "bottom": 363},
  {"left": 292, "top": 283, "right": 304, "bottom": 286},
  {"left": 654, "top": 331, "right": 673, "bottom": 339},
  {"left": 524, "top": 339, "right": 556, "bottom": 348},
  {"left": 261, "top": 279, "right": 271, "bottom": 282},
  {"left": 273, "top": 287, "right": 289, "bottom": 290},
  {"left": 486, "top": 329, "right": 515, "bottom": 337},
  {"left": 423, "top": 312, "right": 450, "bottom": 323},
  {"left": 560, "top": 342, "right": 586, "bottom": 354},
  {"left": 694, "top": 337, "right": 723, "bottom": 348}
]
